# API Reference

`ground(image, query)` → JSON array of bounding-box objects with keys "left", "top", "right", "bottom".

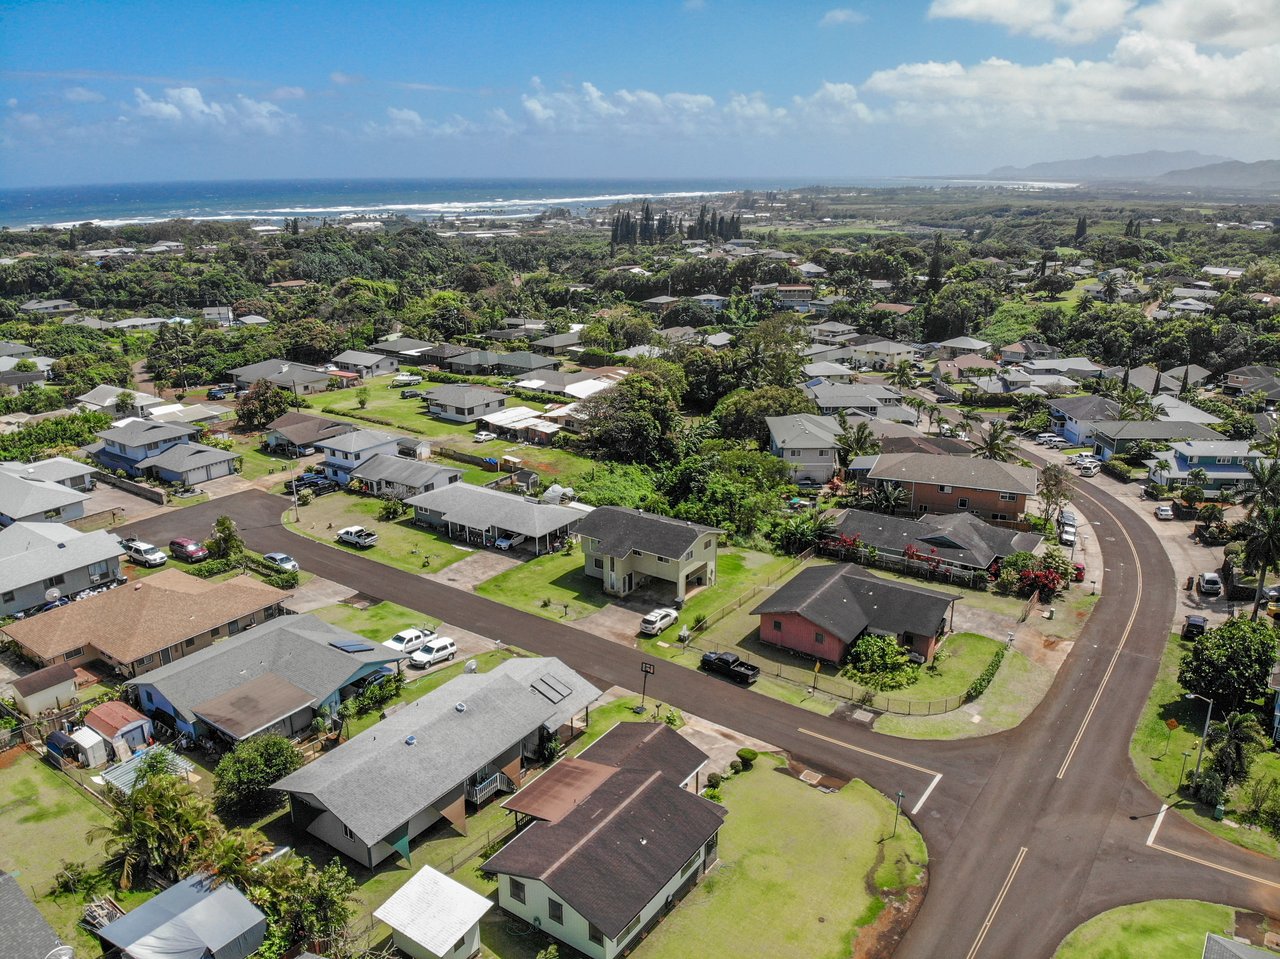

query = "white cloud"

[
  {"left": 64, "top": 86, "right": 105, "bottom": 103},
  {"left": 132, "top": 87, "right": 293, "bottom": 134},
  {"left": 330, "top": 71, "right": 363, "bottom": 85},
  {"left": 269, "top": 86, "right": 306, "bottom": 101},
  {"left": 1134, "top": 0, "right": 1280, "bottom": 48},
  {"left": 366, "top": 106, "right": 479, "bottom": 139},
  {"left": 793, "top": 82, "right": 874, "bottom": 124},
  {"left": 928, "top": 0, "right": 1135, "bottom": 43},
  {"left": 820, "top": 8, "right": 867, "bottom": 27}
]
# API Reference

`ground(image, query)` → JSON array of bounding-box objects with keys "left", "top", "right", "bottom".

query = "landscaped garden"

[{"left": 1053, "top": 900, "right": 1239, "bottom": 959}]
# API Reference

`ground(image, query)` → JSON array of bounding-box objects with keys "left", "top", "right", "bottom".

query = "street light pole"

[
  {"left": 1186, "top": 693, "right": 1214, "bottom": 784},
  {"left": 1175, "top": 750, "right": 1191, "bottom": 795},
  {"left": 892, "top": 790, "right": 905, "bottom": 838}
]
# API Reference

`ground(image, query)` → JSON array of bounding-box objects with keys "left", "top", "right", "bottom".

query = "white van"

[
  {"left": 1035, "top": 433, "right": 1059, "bottom": 445},
  {"left": 1078, "top": 462, "right": 1101, "bottom": 477}
]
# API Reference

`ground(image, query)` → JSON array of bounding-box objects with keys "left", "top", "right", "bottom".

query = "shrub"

[
  {"left": 187, "top": 556, "right": 245, "bottom": 578},
  {"left": 703, "top": 787, "right": 723, "bottom": 803},
  {"left": 736, "top": 747, "right": 758, "bottom": 768},
  {"left": 965, "top": 646, "right": 1007, "bottom": 702},
  {"left": 213, "top": 735, "right": 304, "bottom": 816},
  {"left": 705, "top": 772, "right": 724, "bottom": 789},
  {"left": 263, "top": 571, "right": 299, "bottom": 590},
  {"left": 296, "top": 488, "right": 314, "bottom": 506},
  {"left": 729, "top": 759, "right": 743, "bottom": 775}
]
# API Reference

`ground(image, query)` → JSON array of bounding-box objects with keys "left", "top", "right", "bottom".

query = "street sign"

[
  {"left": 640, "top": 662, "right": 656, "bottom": 675},
  {"left": 1166, "top": 718, "right": 1179, "bottom": 730}
]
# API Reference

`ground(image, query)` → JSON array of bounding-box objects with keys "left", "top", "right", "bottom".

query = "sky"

[{"left": 1, "top": 0, "right": 1278, "bottom": 188}]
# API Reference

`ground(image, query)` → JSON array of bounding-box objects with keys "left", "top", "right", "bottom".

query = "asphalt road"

[{"left": 122, "top": 473, "right": 1280, "bottom": 958}]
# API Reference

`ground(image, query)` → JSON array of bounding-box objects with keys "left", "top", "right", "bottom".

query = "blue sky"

[{"left": 2, "top": 0, "right": 1277, "bottom": 187}]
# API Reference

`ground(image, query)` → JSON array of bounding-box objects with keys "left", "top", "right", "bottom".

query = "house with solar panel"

[{"left": 126, "top": 614, "right": 404, "bottom": 743}]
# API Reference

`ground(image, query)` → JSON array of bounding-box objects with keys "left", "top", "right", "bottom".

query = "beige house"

[{"left": 574, "top": 506, "right": 721, "bottom": 602}]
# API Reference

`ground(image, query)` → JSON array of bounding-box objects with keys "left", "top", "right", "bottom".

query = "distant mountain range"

[
  {"left": 1154, "top": 159, "right": 1280, "bottom": 190},
  {"left": 988, "top": 151, "right": 1233, "bottom": 181}
]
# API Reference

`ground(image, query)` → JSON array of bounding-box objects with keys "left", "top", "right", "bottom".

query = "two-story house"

[
  {"left": 574, "top": 506, "right": 720, "bottom": 603},
  {"left": 0, "top": 468, "right": 91, "bottom": 527},
  {"left": 802, "top": 383, "right": 910, "bottom": 422},
  {"left": 423, "top": 385, "right": 509, "bottom": 423},
  {"left": 1047, "top": 395, "right": 1120, "bottom": 446},
  {"left": 1147, "top": 441, "right": 1267, "bottom": 493},
  {"left": 93, "top": 420, "right": 238, "bottom": 485},
  {"left": 765, "top": 414, "right": 843, "bottom": 484},
  {"left": 330, "top": 349, "right": 399, "bottom": 379},
  {"left": 313, "top": 428, "right": 402, "bottom": 484},
  {"left": 0, "top": 522, "right": 123, "bottom": 619},
  {"left": 999, "top": 340, "right": 1059, "bottom": 364},
  {"left": 1090, "top": 420, "right": 1225, "bottom": 461},
  {"left": 864, "top": 452, "right": 1039, "bottom": 521}
]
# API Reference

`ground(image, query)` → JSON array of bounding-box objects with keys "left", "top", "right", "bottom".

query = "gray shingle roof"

[
  {"left": 1202, "top": 934, "right": 1278, "bottom": 959},
  {"left": 97, "top": 420, "right": 197, "bottom": 446},
  {"left": 406, "top": 483, "right": 583, "bottom": 538},
  {"left": 1048, "top": 394, "right": 1120, "bottom": 421},
  {"left": 276, "top": 657, "right": 599, "bottom": 846},
  {"left": 1091, "top": 421, "right": 1225, "bottom": 441},
  {"left": 832, "top": 509, "right": 1041, "bottom": 570},
  {"left": 370, "top": 337, "right": 437, "bottom": 356},
  {"left": 352, "top": 454, "right": 461, "bottom": 489},
  {"left": 0, "top": 469, "right": 90, "bottom": 518},
  {"left": 127, "top": 614, "right": 401, "bottom": 723},
  {"left": 134, "top": 442, "right": 238, "bottom": 473},
  {"left": 867, "top": 453, "right": 1039, "bottom": 495},
  {"left": 0, "top": 522, "right": 123, "bottom": 596},
  {"left": 0, "top": 871, "right": 63, "bottom": 959},
  {"left": 265, "top": 411, "right": 356, "bottom": 446},
  {"left": 331, "top": 349, "right": 384, "bottom": 366},
  {"left": 574, "top": 505, "right": 720, "bottom": 560},
  {"left": 314, "top": 428, "right": 401, "bottom": 453},
  {"left": 230, "top": 359, "right": 330, "bottom": 385},
  {"left": 766, "top": 413, "right": 842, "bottom": 449},
  {"left": 423, "top": 384, "right": 508, "bottom": 407}
]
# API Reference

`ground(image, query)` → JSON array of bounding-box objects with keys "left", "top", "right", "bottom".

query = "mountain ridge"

[{"left": 988, "top": 150, "right": 1233, "bottom": 181}]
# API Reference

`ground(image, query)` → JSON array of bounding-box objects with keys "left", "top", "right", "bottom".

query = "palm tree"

[
  {"left": 925, "top": 403, "right": 943, "bottom": 435},
  {"left": 1197, "top": 503, "right": 1225, "bottom": 526},
  {"left": 836, "top": 418, "right": 881, "bottom": 466},
  {"left": 1187, "top": 467, "right": 1211, "bottom": 488},
  {"left": 1099, "top": 272, "right": 1123, "bottom": 303},
  {"left": 902, "top": 396, "right": 926, "bottom": 427},
  {"left": 189, "top": 828, "right": 275, "bottom": 889},
  {"left": 887, "top": 360, "right": 917, "bottom": 390},
  {"left": 1206, "top": 711, "right": 1269, "bottom": 785},
  {"left": 871, "top": 482, "right": 908, "bottom": 516},
  {"left": 777, "top": 510, "right": 837, "bottom": 554},
  {"left": 1242, "top": 504, "right": 1280, "bottom": 620},
  {"left": 1241, "top": 460, "right": 1280, "bottom": 517},
  {"left": 972, "top": 421, "right": 1018, "bottom": 462},
  {"left": 1118, "top": 388, "right": 1157, "bottom": 422},
  {"left": 958, "top": 409, "right": 982, "bottom": 437}
]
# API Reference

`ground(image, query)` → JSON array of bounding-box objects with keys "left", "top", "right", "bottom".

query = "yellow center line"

[
  {"left": 965, "top": 846, "right": 1029, "bottom": 959},
  {"left": 797, "top": 726, "right": 941, "bottom": 777},
  {"left": 1150, "top": 842, "right": 1280, "bottom": 890}
]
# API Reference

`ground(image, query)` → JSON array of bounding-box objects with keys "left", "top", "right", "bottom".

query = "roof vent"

[
  {"left": 455, "top": 702, "right": 467, "bottom": 713},
  {"left": 404, "top": 735, "right": 417, "bottom": 746}
]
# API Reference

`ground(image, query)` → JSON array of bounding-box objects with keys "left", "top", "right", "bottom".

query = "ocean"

[{"left": 0, "top": 176, "right": 1079, "bottom": 229}]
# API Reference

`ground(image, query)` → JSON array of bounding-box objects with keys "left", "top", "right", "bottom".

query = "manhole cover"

[
  {"left": 799, "top": 769, "right": 823, "bottom": 786},
  {"left": 852, "top": 709, "right": 875, "bottom": 723}
]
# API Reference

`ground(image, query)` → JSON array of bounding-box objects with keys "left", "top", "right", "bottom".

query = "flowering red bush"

[{"left": 1017, "top": 568, "right": 1063, "bottom": 596}]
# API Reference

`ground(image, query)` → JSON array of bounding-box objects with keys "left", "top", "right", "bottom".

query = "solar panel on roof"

[
  {"left": 330, "top": 639, "right": 376, "bottom": 653},
  {"left": 533, "top": 676, "right": 571, "bottom": 703}
]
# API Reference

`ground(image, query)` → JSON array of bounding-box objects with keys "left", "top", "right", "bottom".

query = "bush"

[
  {"left": 213, "top": 735, "right": 304, "bottom": 817},
  {"left": 965, "top": 646, "right": 1007, "bottom": 702},
  {"left": 188, "top": 556, "right": 246, "bottom": 578},
  {"left": 705, "top": 772, "right": 724, "bottom": 789},
  {"left": 703, "top": 787, "right": 723, "bottom": 803},
  {"left": 736, "top": 747, "right": 758, "bottom": 768},
  {"left": 729, "top": 759, "right": 743, "bottom": 775},
  {"left": 263, "top": 571, "right": 299, "bottom": 590}
]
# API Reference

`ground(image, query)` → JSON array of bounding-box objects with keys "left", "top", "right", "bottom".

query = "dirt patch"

[
  {"left": 0, "top": 744, "right": 33, "bottom": 770},
  {"left": 852, "top": 861, "right": 928, "bottom": 959},
  {"left": 1234, "top": 909, "right": 1275, "bottom": 946}
]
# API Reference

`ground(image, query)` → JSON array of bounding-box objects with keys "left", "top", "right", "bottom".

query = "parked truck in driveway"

[
  {"left": 699, "top": 650, "right": 760, "bottom": 685},
  {"left": 336, "top": 526, "right": 378, "bottom": 548}
]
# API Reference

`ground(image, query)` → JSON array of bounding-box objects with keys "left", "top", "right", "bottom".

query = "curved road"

[{"left": 122, "top": 473, "right": 1280, "bottom": 957}]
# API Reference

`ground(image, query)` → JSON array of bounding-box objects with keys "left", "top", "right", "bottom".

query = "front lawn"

[
  {"left": 474, "top": 549, "right": 611, "bottom": 621},
  {"left": 286, "top": 492, "right": 471, "bottom": 574},
  {"left": 311, "top": 599, "right": 441, "bottom": 641},
  {"left": 1053, "top": 900, "right": 1236, "bottom": 959},
  {"left": 902, "top": 632, "right": 1003, "bottom": 701}
]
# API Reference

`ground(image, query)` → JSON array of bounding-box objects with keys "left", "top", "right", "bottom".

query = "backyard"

[{"left": 1053, "top": 900, "right": 1239, "bottom": 959}]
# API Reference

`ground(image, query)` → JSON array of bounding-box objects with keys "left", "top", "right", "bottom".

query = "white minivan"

[
  {"left": 1035, "top": 433, "right": 1059, "bottom": 445},
  {"left": 1078, "top": 462, "right": 1101, "bottom": 477}
]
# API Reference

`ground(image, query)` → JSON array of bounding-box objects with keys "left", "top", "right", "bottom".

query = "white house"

[
  {"left": 313, "top": 429, "right": 402, "bottom": 484},
  {"left": 374, "top": 865, "right": 491, "bottom": 959}
]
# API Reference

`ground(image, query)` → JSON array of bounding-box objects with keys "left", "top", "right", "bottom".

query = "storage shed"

[{"left": 374, "top": 864, "right": 491, "bottom": 959}]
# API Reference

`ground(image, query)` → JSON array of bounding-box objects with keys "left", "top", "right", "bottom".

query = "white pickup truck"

[{"left": 336, "top": 526, "right": 378, "bottom": 548}]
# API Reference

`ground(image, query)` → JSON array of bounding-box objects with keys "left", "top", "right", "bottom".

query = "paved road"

[{"left": 122, "top": 476, "right": 1280, "bottom": 957}]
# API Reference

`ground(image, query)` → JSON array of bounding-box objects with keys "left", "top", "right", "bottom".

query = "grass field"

[
  {"left": 286, "top": 492, "right": 472, "bottom": 573},
  {"left": 1129, "top": 632, "right": 1280, "bottom": 858},
  {"left": 311, "top": 598, "right": 441, "bottom": 640},
  {"left": 1053, "top": 900, "right": 1235, "bottom": 959}
]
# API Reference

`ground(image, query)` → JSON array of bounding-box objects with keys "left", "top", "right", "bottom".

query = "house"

[
  {"left": 771, "top": 284, "right": 814, "bottom": 312},
  {"left": 274, "top": 657, "right": 600, "bottom": 867},
  {"left": 314, "top": 428, "right": 402, "bottom": 484},
  {"left": 1147, "top": 442, "right": 1267, "bottom": 492},
  {"left": 810, "top": 294, "right": 851, "bottom": 316},
  {"left": 77, "top": 384, "right": 168, "bottom": 417},
  {"left": 513, "top": 368, "right": 628, "bottom": 400},
  {"left": 1224, "top": 365, "right": 1280, "bottom": 395},
  {"left": 1018, "top": 357, "right": 1103, "bottom": 378},
  {"left": 419, "top": 344, "right": 475, "bottom": 367},
  {"left": 704, "top": 331, "right": 733, "bottom": 350},
  {"left": 849, "top": 339, "right": 915, "bottom": 370},
  {"left": 3, "top": 568, "right": 289, "bottom": 677},
  {"left": 97, "top": 873, "right": 267, "bottom": 959},
  {"left": 262, "top": 411, "right": 356, "bottom": 454},
  {"left": 1163, "top": 297, "right": 1213, "bottom": 314},
  {"left": 1102, "top": 364, "right": 1212, "bottom": 395},
  {"left": 691, "top": 293, "right": 728, "bottom": 310},
  {"left": 332, "top": 348, "right": 400, "bottom": 378},
  {"left": 803, "top": 361, "right": 858, "bottom": 383},
  {"left": 128, "top": 614, "right": 403, "bottom": 741},
  {"left": 371, "top": 337, "right": 438, "bottom": 359},
  {"left": 148, "top": 402, "right": 233, "bottom": 429},
  {"left": 865, "top": 453, "right": 1039, "bottom": 520},
  {"left": 934, "top": 355, "right": 998, "bottom": 383},
  {"left": 642, "top": 295, "right": 679, "bottom": 313},
  {"left": 421, "top": 384, "right": 509, "bottom": 424},
  {"left": 9, "top": 662, "right": 78, "bottom": 718},
  {"left": 0, "top": 522, "right": 124, "bottom": 619},
  {"left": 202, "top": 305, "right": 234, "bottom": 326},
  {"left": 93, "top": 419, "right": 238, "bottom": 485},
  {"left": 1151, "top": 395, "right": 1222, "bottom": 425},
  {"left": 827, "top": 508, "right": 1042, "bottom": 576},
  {"left": 575, "top": 506, "right": 720, "bottom": 602},
  {"left": 532, "top": 331, "right": 582, "bottom": 355},
  {"left": 475, "top": 406, "right": 563, "bottom": 445},
  {"left": 0, "top": 370, "right": 46, "bottom": 396},
  {"left": 809, "top": 320, "right": 860, "bottom": 345},
  {"left": 802, "top": 382, "right": 910, "bottom": 421},
  {"left": 374, "top": 864, "right": 492, "bottom": 959},
  {"left": 1200, "top": 933, "right": 1277, "bottom": 959},
  {"left": 493, "top": 351, "right": 560, "bottom": 376},
  {"left": 1048, "top": 395, "right": 1121, "bottom": 446},
  {"left": 484, "top": 745, "right": 725, "bottom": 959},
  {"left": 444, "top": 350, "right": 505, "bottom": 376},
  {"left": 0, "top": 340, "right": 36, "bottom": 359},
  {"left": 353, "top": 455, "right": 462, "bottom": 499},
  {"left": 754, "top": 563, "right": 958, "bottom": 663},
  {"left": 935, "top": 336, "right": 992, "bottom": 359},
  {"left": 1090, "top": 421, "right": 1225, "bottom": 461},
  {"left": 0, "top": 870, "right": 64, "bottom": 959},
  {"left": 0, "top": 467, "right": 91, "bottom": 526},
  {"left": 407, "top": 483, "right": 583, "bottom": 553},
  {"left": 1000, "top": 340, "right": 1059, "bottom": 364},
  {"left": 766, "top": 413, "right": 842, "bottom": 483},
  {"left": 20, "top": 298, "right": 79, "bottom": 315},
  {"left": 84, "top": 700, "right": 154, "bottom": 755},
  {"left": 1202, "top": 265, "right": 1244, "bottom": 279},
  {"left": 229, "top": 359, "right": 332, "bottom": 394}
]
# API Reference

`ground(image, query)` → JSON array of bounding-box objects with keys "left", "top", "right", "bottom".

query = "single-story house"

[
  {"left": 802, "top": 382, "right": 911, "bottom": 421},
  {"left": 374, "top": 864, "right": 492, "bottom": 959},
  {"left": 999, "top": 340, "right": 1059, "bottom": 364},
  {"left": 0, "top": 340, "right": 36, "bottom": 359},
  {"left": 934, "top": 336, "right": 992, "bottom": 359},
  {"left": 1048, "top": 395, "right": 1121, "bottom": 446},
  {"left": 493, "top": 351, "right": 560, "bottom": 376},
  {"left": 1018, "top": 357, "right": 1103, "bottom": 378},
  {"left": 1147, "top": 441, "right": 1268, "bottom": 492},
  {"left": 513, "top": 368, "right": 628, "bottom": 401},
  {"left": 407, "top": 483, "right": 583, "bottom": 553},
  {"left": 352, "top": 454, "right": 463, "bottom": 499},
  {"left": 84, "top": 700, "right": 154, "bottom": 755},
  {"left": 934, "top": 355, "right": 999, "bottom": 383},
  {"left": 1224, "top": 365, "right": 1280, "bottom": 395},
  {"left": 476, "top": 406, "right": 563, "bottom": 445},
  {"left": 21, "top": 298, "right": 79, "bottom": 315},
  {"left": 2, "top": 568, "right": 289, "bottom": 677},
  {"left": 444, "top": 351, "right": 505, "bottom": 376},
  {"left": 0, "top": 870, "right": 64, "bottom": 959},
  {"left": 262, "top": 411, "right": 357, "bottom": 455},
  {"left": 803, "top": 361, "right": 858, "bottom": 383},
  {"left": 419, "top": 344, "right": 474, "bottom": 367},
  {"left": 1151, "top": 395, "right": 1222, "bottom": 425},
  {"left": 78, "top": 384, "right": 168, "bottom": 417},
  {"left": 864, "top": 452, "right": 1039, "bottom": 521},
  {"left": 1090, "top": 420, "right": 1225, "bottom": 461},
  {"left": 1102, "top": 364, "right": 1212, "bottom": 395},
  {"left": 0, "top": 521, "right": 124, "bottom": 619},
  {"left": 96, "top": 873, "right": 267, "bottom": 959},
  {"left": 826, "top": 508, "right": 1042, "bottom": 576},
  {"left": 229, "top": 359, "right": 332, "bottom": 394},
  {"left": 0, "top": 466, "right": 91, "bottom": 526},
  {"left": 423, "top": 385, "right": 509, "bottom": 423},
  {"left": 275, "top": 657, "right": 600, "bottom": 867},
  {"left": 331, "top": 349, "right": 399, "bottom": 378},
  {"left": 532, "top": 331, "right": 582, "bottom": 355},
  {"left": 10, "top": 662, "right": 78, "bottom": 717},
  {"left": 754, "top": 563, "right": 958, "bottom": 663},
  {"left": 314, "top": 428, "right": 402, "bottom": 484},
  {"left": 575, "top": 506, "right": 720, "bottom": 602},
  {"left": 129, "top": 614, "right": 403, "bottom": 741},
  {"left": 370, "top": 337, "right": 438, "bottom": 359}
]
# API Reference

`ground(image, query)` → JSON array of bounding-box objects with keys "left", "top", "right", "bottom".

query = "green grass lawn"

[
  {"left": 566, "top": 694, "right": 685, "bottom": 754},
  {"left": 230, "top": 433, "right": 307, "bottom": 482},
  {"left": 286, "top": 492, "right": 471, "bottom": 573},
  {"left": 311, "top": 599, "right": 441, "bottom": 641},
  {"left": 906, "top": 632, "right": 1003, "bottom": 700},
  {"left": 1130, "top": 633, "right": 1280, "bottom": 858},
  {"left": 1053, "top": 900, "right": 1235, "bottom": 959},
  {"left": 474, "top": 549, "right": 609, "bottom": 621}
]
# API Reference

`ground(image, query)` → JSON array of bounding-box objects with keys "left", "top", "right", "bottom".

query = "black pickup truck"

[{"left": 699, "top": 651, "right": 760, "bottom": 685}]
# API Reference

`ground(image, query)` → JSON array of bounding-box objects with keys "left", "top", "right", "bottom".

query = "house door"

[
  {"left": 623, "top": 572, "right": 634, "bottom": 593},
  {"left": 160, "top": 647, "right": 173, "bottom": 665}
]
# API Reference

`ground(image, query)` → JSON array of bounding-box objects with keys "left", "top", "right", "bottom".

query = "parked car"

[
  {"left": 1058, "top": 509, "right": 1077, "bottom": 527},
  {"left": 1154, "top": 504, "right": 1176, "bottom": 520},
  {"left": 639, "top": 608, "right": 679, "bottom": 635},
  {"left": 400, "top": 389, "right": 424, "bottom": 399},
  {"left": 207, "top": 387, "right": 232, "bottom": 400},
  {"left": 1181, "top": 614, "right": 1208, "bottom": 639},
  {"left": 384, "top": 627, "right": 435, "bottom": 656},
  {"left": 1073, "top": 562, "right": 1086, "bottom": 582},
  {"left": 168, "top": 537, "right": 209, "bottom": 562},
  {"left": 1065, "top": 453, "right": 1094, "bottom": 465},
  {"left": 474, "top": 431, "right": 497, "bottom": 443},
  {"left": 121, "top": 537, "right": 167, "bottom": 568},
  {"left": 699, "top": 650, "right": 760, "bottom": 685},
  {"left": 285, "top": 475, "right": 339, "bottom": 496},
  {"left": 1078, "top": 462, "right": 1101, "bottom": 478},
  {"left": 261, "top": 552, "right": 299, "bottom": 573},
  {"left": 495, "top": 533, "right": 526, "bottom": 551},
  {"left": 336, "top": 526, "right": 378, "bottom": 548},
  {"left": 1035, "top": 433, "right": 1059, "bottom": 445},
  {"left": 1196, "top": 571, "right": 1223, "bottom": 596},
  {"left": 410, "top": 636, "right": 458, "bottom": 668},
  {"left": 1045, "top": 437, "right": 1071, "bottom": 449},
  {"left": 1058, "top": 525, "right": 1077, "bottom": 547}
]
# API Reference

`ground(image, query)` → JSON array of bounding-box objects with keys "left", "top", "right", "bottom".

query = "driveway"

[
  {"left": 80, "top": 482, "right": 169, "bottom": 528},
  {"left": 423, "top": 549, "right": 520, "bottom": 590}
]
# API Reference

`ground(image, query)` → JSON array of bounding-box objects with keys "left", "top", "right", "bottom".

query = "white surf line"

[
  {"left": 1144, "top": 803, "right": 1280, "bottom": 890},
  {"left": 797, "top": 727, "right": 942, "bottom": 812},
  {"left": 1054, "top": 481, "right": 1145, "bottom": 780},
  {"left": 965, "top": 846, "right": 1029, "bottom": 959}
]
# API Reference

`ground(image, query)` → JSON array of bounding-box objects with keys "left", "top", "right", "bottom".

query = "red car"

[{"left": 169, "top": 537, "right": 209, "bottom": 562}]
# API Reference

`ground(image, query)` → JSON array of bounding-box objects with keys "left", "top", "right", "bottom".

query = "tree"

[
  {"left": 114, "top": 389, "right": 137, "bottom": 414},
  {"left": 774, "top": 510, "right": 836, "bottom": 554},
  {"left": 355, "top": 386, "right": 370, "bottom": 410},
  {"left": 236, "top": 379, "right": 294, "bottom": 430},
  {"left": 11, "top": 358, "right": 38, "bottom": 373},
  {"left": 925, "top": 233, "right": 944, "bottom": 294},
  {"left": 1206, "top": 711, "right": 1268, "bottom": 786},
  {"left": 887, "top": 360, "right": 917, "bottom": 390},
  {"left": 870, "top": 482, "right": 908, "bottom": 516},
  {"left": 1178, "top": 617, "right": 1278, "bottom": 714},
  {"left": 712, "top": 386, "right": 817, "bottom": 448},
  {"left": 835, "top": 416, "right": 881, "bottom": 466},
  {"left": 843, "top": 632, "right": 919, "bottom": 690},
  {"left": 1038, "top": 464, "right": 1074, "bottom": 520},
  {"left": 1242, "top": 460, "right": 1280, "bottom": 517},
  {"left": 574, "top": 373, "right": 679, "bottom": 464},
  {"left": 188, "top": 827, "right": 275, "bottom": 889},
  {"left": 206, "top": 514, "right": 244, "bottom": 560},
  {"left": 972, "top": 421, "right": 1018, "bottom": 462},
  {"left": 1074, "top": 216, "right": 1087, "bottom": 244},
  {"left": 214, "top": 735, "right": 305, "bottom": 816},
  {"left": 1241, "top": 504, "right": 1280, "bottom": 620}
]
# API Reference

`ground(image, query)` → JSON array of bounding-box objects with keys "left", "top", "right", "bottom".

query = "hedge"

[{"left": 965, "top": 645, "right": 1007, "bottom": 702}]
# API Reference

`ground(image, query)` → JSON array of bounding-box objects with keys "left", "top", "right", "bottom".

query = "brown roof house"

[
  {"left": 865, "top": 452, "right": 1039, "bottom": 521},
  {"left": 1, "top": 568, "right": 290, "bottom": 677},
  {"left": 485, "top": 722, "right": 725, "bottom": 959},
  {"left": 262, "top": 411, "right": 356, "bottom": 455}
]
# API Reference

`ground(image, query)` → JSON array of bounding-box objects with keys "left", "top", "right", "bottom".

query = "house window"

[
  {"left": 789, "top": 450, "right": 800, "bottom": 457},
  {"left": 342, "top": 824, "right": 356, "bottom": 842},
  {"left": 64, "top": 647, "right": 84, "bottom": 660},
  {"left": 773, "top": 620, "right": 782, "bottom": 632},
  {"left": 993, "top": 513, "right": 1009, "bottom": 521},
  {"left": 43, "top": 574, "right": 66, "bottom": 589},
  {"left": 593, "top": 558, "right": 603, "bottom": 570},
  {"left": 657, "top": 556, "right": 670, "bottom": 564},
  {"left": 815, "top": 632, "right": 825, "bottom": 645},
  {"left": 819, "top": 450, "right": 829, "bottom": 457},
  {"left": 2, "top": 590, "right": 13, "bottom": 603},
  {"left": 138, "top": 655, "right": 154, "bottom": 665},
  {"left": 548, "top": 898, "right": 563, "bottom": 924},
  {"left": 509, "top": 878, "right": 526, "bottom": 904},
  {"left": 938, "top": 485, "right": 952, "bottom": 493},
  {"left": 228, "top": 620, "right": 241, "bottom": 635},
  {"left": 209, "top": 627, "right": 220, "bottom": 638},
  {"left": 1216, "top": 456, "right": 1232, "bottom": 465},
  {"left": 999, "top": 492, "right": 1017, "bottom": 502},
  {"left": 185, "top": 638, "right": 195, "bottom": 647},
  {"left": 680, "top": 850, "right": 701, "bottom": 877},
  {"left": 957, "top": 497, "right": 969, "bottom": 509},
  {"left": 589, "top": 924, "right": 604, "bottom": 945},
  {"left": 632, "top": 549, "right": 642, "bottom": 557},
  {"left": 43, "top": 508, "right": 62, "bottom": 519},
  {"left": 144, "top": 690, "right": 153, "bottom": 704},
  {"left": 453, "top": 938, "right": 466, "bottom": 954}
]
